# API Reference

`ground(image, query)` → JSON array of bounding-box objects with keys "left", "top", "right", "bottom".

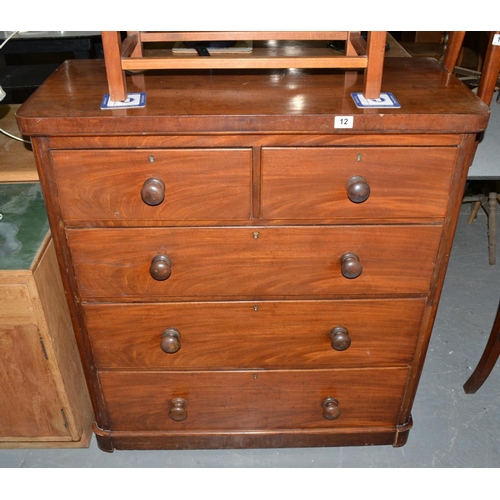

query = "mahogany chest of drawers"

[{"left": 17, "top": 58, "right": 489, "bottom": 451}]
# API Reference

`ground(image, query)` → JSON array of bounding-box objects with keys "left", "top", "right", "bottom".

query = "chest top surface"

[{"left": 16, "top": 58, "right": 489, "bottom": 137}]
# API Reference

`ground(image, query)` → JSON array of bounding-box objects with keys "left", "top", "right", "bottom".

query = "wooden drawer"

[
  {"left": 50, "top": 149, "right": 252, "bottom": 222},
  {"left": 84, "top": 299, "right": 424, "bottom": 370},
  {"left": 261, "top": 147, "right": 458, "bottom": 221},
  {"left": 99, "top": 368, "right": 409, "bottom": 431},
  {"left": 67, "top": 225, "right": 442, "bottom": 300}
]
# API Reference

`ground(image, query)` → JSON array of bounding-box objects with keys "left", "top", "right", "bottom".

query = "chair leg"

[
  {"left": 488, "top": 192, "right": 497, "bottom": 265},
  {"left": 468, "top": 200, "right": 482, "bottom": 224},
  {"left": 464, "top": 300, "right": 500, "bottom": 394},
  {"left": 101, "top": 31, "right": 128, "bottom": 101}
]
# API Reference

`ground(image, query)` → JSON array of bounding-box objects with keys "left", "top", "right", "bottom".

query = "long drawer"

[
  {"left": 261, "top": 147, "right": 458, "bottom": 220},
  {"left": 67, "top": 225, "right": 442, "bottom": 300},
  {"left": 99, "top": 368, "right": 409, "bottom": 431},
  {"left": 84, "top": 299, "right": 425, "bottom": 370},
  {"left": 50, "top": 149, "right": 252, "bottom": 222}
]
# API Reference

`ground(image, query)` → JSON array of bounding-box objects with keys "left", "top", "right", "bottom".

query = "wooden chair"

[
  {"left": 444, "top": 31, "right": 500, "bottom": 266},
  {"left": 446, "top": 32, "right": 500, "bottom": 393},
  {"left": 101, "top": 31, "right": 387, "bottom": 101}
]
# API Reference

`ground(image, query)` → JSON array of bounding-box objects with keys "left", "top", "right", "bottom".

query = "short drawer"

[
  {"left": 261, "top": 147, "right": 458, "bottom": 221},
  {"left": 50, "top": 149, "right": 252, "bottom": 222},
  {"left": 85, "top": 299, "right": 424, "bottom": 370},
  {"left": 99, "top": 368, "right": 409, "bottom": 431},
  {"left": 67, "top": 225, "right": 442, "bottom": 300}
]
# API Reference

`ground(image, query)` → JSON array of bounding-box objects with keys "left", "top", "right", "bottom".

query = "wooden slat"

[
  {"left": 120, "top": 33, "right": 139, "bottom": 58},
  {"left": 122, "top": 54, "right": 368, "bottom": 71},
  {"left": 140, "top": 31, "right": 350, "bottom": 42},
  {"left": 349, "top": 32, "right": 367, "bottom": 56}
]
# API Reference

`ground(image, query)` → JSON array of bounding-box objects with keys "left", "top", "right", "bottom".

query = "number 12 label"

[{"left": 334, "top": 116, "right": 354, "bottom": 128}]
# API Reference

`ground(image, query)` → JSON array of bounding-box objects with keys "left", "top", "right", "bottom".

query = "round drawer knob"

[
  {"left": 322, "top": 397, "right": 341, "bottom": 420},
  {"left": 161, "top": 328, "right": 181, "bottom": 353},
  {"left": 168, "top": 398, "right": 187, "bottom": 422},
  {"left": 346, "top": 175, "right": 370, "bottom": 203},
  {"left": 150, "top": 254, "right": 172, "bottom": 281},
  {"left": 141, "top": 178, "right": 165, "bottom": 206},
  {"left": 340, "top": 252, "right": 362, "bottom": 279},
  {"left": 330, "top": 326, "right": 351, "bottom": 351}
]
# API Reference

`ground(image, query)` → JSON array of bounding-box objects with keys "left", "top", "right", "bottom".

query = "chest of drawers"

[{"left": 17, "top": 58, "right": 489, "bottom": 452}]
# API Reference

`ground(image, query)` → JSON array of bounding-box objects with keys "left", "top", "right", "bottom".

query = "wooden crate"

[{"left": 0, "top": 183, "right": 93, "bottom": 448}]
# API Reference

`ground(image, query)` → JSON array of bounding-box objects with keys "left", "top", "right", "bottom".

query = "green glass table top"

[{"left": 0, "top": 183, "right": 49, "bottom": 270}]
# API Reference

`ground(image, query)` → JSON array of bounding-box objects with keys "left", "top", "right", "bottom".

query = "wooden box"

[{"left": 0, "top": 183, "right": 93, "bottom": 448}]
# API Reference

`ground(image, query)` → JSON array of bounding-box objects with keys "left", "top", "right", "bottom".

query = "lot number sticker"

[{"left": 334, "top": 116, "right": 354, "bottom": 128}]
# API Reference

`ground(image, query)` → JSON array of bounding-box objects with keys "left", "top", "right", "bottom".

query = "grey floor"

[{"left": 1, "top": 204, "right": 499, "bottom": 468}]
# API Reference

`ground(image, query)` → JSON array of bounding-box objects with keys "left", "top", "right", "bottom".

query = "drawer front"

[
  {"left": 50, "top": 149, "right": 252, "bottom": 222},
  {"left": 85, "top": 299, "right": 424, "bottom": 370},
  {"left": 67, "top": 225, "right": 442, "bottom": 300},
  {"left": 99, "top": 368, "right": 408, "bottom": 431},
  {"left": 261, "top": 147, "right": 457, "bottom": 220}
]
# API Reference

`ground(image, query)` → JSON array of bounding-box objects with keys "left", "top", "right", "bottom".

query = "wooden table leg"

[{"left": 464, "top": 300, "right": 500, "bottom": 393}]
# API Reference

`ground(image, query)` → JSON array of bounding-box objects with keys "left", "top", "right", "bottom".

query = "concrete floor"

[{"left": 1, "top": 204, "right": 499, "bottom": 468}]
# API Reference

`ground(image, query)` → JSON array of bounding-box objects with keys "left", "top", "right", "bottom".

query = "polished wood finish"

[
  {"left": 50, "top": 148, "right": 252, "bottom": 223},
  {"left": 16, "top": 58, "right": 489, "bottom": 451},
  {"left": 15, "top": 60, "right": 487, "bottom": 136},
  {"left": 83, "top": 299, "right": 425, "bottom": 370},
  {"left": 67, "top": 225, "right": 442, "bottom": 300},
  {"left": 101, "top": 31, "right": 386, "bottom": 101},
  {"left": 99, "top": 368, "right": 408, "bottom": 431},
  {"left": 261, "top": 147, "right": 458, "bottom": 221}
]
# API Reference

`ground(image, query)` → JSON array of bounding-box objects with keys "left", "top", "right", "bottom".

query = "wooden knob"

[
  {"left": 150, "top": 254, "right": 172, "bottom": 281},
  {"left": 346, "top": 175, "right": 370, "bottom": 203},
  {"left": 322, "top": 397, "right": 341, "bottom": 420},
  {"left": 168, "top": 398, "right": 187, "bottom": 422},
  {"left": 141, "top": 178, "right": 165, "bottom": 206},
  {"left": 330, "top": 326, "right": 351, "bottom": 351},
  {"left": 340, "top": 252, "right": 362, "bottom": 279},
  {"left": 161, "top": 328, "right": 181, "bottom": 353}
]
